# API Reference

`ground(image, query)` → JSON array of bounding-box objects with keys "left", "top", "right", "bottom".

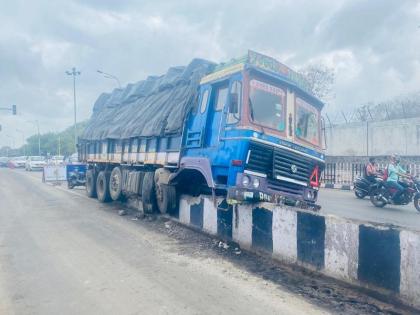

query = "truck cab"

[{"left": 179, "top": 51, "right": 325, "bottom": 206}]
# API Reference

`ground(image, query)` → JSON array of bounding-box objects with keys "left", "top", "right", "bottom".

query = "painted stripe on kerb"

[
  {"left": 297, "top": 212, "right": 325, "bottom": 269},
  {"left": 358, "top": 225, "right": 400, "bottom": 292},
  {"left": 217, "top": 200, "right": 233, "bottom": 239},
  {"left": 203, "top": 198, "right": 217, "bottom": 234},
  {"left": 252, "top": 207, "right": 273, "bottom": 253},
  {"left": 190, "top": 198, "right": 204, "bottom": 229},
  {"left": 400, "top": 230, "right": 420, "bottom": 306},
  {"left": 232, "top": 204, "right": 253, "bottom": 249},
  {"left": 325, "top": 217, "right": 359, "bottom": 280},
  {"left": 272, "top": 207, "right": 297, "bottom": 263}
]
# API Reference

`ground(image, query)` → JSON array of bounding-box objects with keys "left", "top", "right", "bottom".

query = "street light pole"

[
  {"left": 66, "top": 67, "right": 81, "bottom": 153},
  {"left": 97, "top": 70, "right": 121, "bottom": 89}
]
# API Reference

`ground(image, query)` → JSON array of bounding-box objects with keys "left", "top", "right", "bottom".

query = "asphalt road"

[
  {"left": 0, "top": 168, "right": 415, "bottom": 315},
  {"left": 319, "top": 188, "right": 420, "bottom": 231}
]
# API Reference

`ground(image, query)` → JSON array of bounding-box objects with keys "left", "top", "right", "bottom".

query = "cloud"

[{"left": 0, "top": 0, "right": 419, "bottom": 147}]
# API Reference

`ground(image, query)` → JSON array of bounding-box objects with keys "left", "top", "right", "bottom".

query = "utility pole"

[
  {"left": 58, "top": 135, "right": 61, "bottom": 156},
  {"left": 66, "top": 67, "right": 81, "bottom": 153}
]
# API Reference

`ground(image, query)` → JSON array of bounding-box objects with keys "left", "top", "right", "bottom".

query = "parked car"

[
  {"left": 49, "top": 155, "right": 64, "bottom": 165},
  {"left": 25, "top": 156, "right": 46, "bottom": 171},
  {"left": 64, "top": 153, "right": 79, "bottom": 164},
  {"left": 0, "top": 157, "right": 8, "bottom": 167},
  {"left": 8, "top": 156, "right": 27, "bottom": 168}
]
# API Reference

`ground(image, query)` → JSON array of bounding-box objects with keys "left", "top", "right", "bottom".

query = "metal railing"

[{"left": 321, "top": 162, "right": 420, "bottom": 185}]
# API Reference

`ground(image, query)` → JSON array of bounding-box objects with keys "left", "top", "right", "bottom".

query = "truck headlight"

[
  {"left": 306, "top": 190, "right": 315, "bottom": 200},
  {"left": 242, "top": 175, "right": 250, "bottom": 187},
  {"left": 252, "top": 178, "right": 260, "bottom": 188}
]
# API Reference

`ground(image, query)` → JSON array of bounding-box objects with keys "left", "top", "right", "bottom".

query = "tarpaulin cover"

[{"left": 82, "top": 59, "right": 215, "bottom": 141}]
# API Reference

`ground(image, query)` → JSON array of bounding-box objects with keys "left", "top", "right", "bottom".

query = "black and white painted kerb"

[{"left": 175, "top": 195, "right": 420, "bottom": 309}]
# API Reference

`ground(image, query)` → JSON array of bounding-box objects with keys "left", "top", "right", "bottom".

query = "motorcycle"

[
  {"left": 354, "top": 175, "right": 383, "bottom": 199},
  {"left": 66, "top": 164, "right": 87, "bottom": 189},
  {"left": 67, "top": 170, "right": 86, "bottom": 189},
  {"left": 370, "top": 176, "right": 420, "bottom": 212}
]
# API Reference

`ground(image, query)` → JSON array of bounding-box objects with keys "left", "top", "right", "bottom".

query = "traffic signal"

[{"left": 12, "top": 105, "right": 16, "bottom": 115}]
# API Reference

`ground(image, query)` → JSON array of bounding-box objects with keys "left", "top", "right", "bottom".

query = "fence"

[{"left": 321, "top": 162, "right": 420, "bottom": 185}]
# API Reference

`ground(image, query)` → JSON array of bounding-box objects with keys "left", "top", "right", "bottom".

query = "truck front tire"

[
  {"left": 96, "top": 171, "right": 111, "bottom": 203},
  {"left": 86, "top": 169, "right": 97, "bottom": 198},
  {"left": 109, "top": 167, "right": 123, "bottom": 201}
]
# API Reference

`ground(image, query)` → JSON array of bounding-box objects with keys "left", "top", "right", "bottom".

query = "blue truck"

[{"left": 79, "top": 51, "right": 325, "bottom": 213}]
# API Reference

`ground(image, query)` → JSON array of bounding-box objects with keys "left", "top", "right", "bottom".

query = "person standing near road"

[
  {"left": 365, "top": 157, "right": 378, "bottom": 183},
  {"left": 386, "top": 155, "right": 409, "bottom": 202}
]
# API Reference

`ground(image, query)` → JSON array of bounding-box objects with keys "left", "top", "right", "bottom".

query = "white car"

[
  {"left": 9, "top": 156, "right": 27, "bottom": 168},
  {"left": 49, "top": 155, "right": 64, "bottom": 165},
  {"left": 25, "top": 156, "right": 46, "bottom": 171}
]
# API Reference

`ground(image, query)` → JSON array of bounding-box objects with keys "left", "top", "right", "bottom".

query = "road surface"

[
  {"left": 319, "top": 188, "right": 420, "bottom": 231},
  {"left": 0, "top": 169, "right": 413, "bottom": 314}
]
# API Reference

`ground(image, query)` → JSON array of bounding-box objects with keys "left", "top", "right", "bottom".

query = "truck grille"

[
  {"left": 246, "top": 142, "right": 273, "bottom": 177},
  {"left": 246, "top": 141, "right": 318, "bottom": 185},
  {"left": 273, "top": 149, "right": 314, "bottom": 184}
]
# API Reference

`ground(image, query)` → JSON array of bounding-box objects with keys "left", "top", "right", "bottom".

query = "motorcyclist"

[
  {"left": 386, "top": 155, "right": 410, "bottom": 202},
  {"left": 365, "top": 157, "right": 379, "bottom": 183}
]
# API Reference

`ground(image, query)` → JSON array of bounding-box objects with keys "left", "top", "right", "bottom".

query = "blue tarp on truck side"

[{"left": 81, "top": 59, "right": 215, "bottom": 141}]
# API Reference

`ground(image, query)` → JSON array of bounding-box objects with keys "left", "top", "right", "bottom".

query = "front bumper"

[{"left": 227, "top": 172, "right": 320, "bottom": 209}]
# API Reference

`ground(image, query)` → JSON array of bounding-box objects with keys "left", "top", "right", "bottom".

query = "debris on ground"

[
  {"left": 118, "top": 210, "right": 127, "bottom": 216},
  {"left": 134, "top": 213, "right": 146, "bottom": 220},
  {"left": 218, "top": 241, "right": 230, "bottom": 250},
  {"left": 234, "top": 247, "right": 242, "bottom": 255},
  {"left": 164, "top": 222, "right": 172, "bottom": 229}
]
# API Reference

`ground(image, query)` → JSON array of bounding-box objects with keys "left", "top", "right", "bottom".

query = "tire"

[
  {"left": 414, "top": 194, "right": 420, "bottom": 212},
  {"left": 155, "top": 182, "right": 177, "bottom": 214},
  {"left": 142, "top": 172, "right": 157, "bottom": 214},
  {"left": 96, "top": 171, "right": 111, "bottom": 203},
  {"left": 370, "top": 188, "right": 387, "bottom": 208},
  {"left": 86, "top": 169, "right": 97, "bottom": 198},
  {"left": 354, "top": 189, "right": 366, "bottom": 199},
  {"left": 109, "top": 167, "right": 123, "bottom": 201}
]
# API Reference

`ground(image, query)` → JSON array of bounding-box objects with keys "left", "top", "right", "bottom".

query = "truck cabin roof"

[{"left": 200, "top": 50, "right": 324, "bottom": 111}]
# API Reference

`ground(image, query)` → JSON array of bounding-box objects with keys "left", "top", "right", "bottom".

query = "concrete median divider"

[{"left": 172, "top": 195, "right": 420, "bottom": 310}]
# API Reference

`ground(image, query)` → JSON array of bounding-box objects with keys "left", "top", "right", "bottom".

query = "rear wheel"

[
  {"left": 142, "top": 172, "right": 157, "bottom": 214},
  {"left": 414, "top": 194, "right": 420, "bottom": 212},
  {"left": 96, "top": 171, "right": 111, "bottom": 203},
  {"left": 109, "top": 167, "right": 123, "bottom": 201},
  {"left": 86, "top": 169, "right": 97, "bottom": 198},
  {"left": 154, "top": 169, "right": 177, "bottom": 214},
  {"left": 354, "top": 189, "right": 366, "bottom": 199},
  {"left": 370, "top": 188, "right": 387, "bottom": 208}
]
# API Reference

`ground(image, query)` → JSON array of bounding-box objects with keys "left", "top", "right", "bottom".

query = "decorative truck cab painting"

[{"left": 79, "top": 51, "right": 325, "bottom": 214}]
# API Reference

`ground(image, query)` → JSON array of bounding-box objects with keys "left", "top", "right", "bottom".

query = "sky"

[{"left": 0, "top": 0, "right": 419, "bottom": 148}]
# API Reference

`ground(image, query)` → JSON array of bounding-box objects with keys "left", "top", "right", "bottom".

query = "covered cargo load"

[{"left": 82, "top": 59, "right": 215, "bottom": 141}]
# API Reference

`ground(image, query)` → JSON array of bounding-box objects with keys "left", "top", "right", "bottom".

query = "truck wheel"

[
  {"left": 109, "top": 167, "right": 123, "bottom": 201},
  {"left": 86, "top": 169, "right": 97, "bottom": 198},
  {"left": 414, "top": 194, "right": 420, "bottom": 212},
  {"left": 96, "top": 171, "right": 111, "bottom": 203},
  {"left": 142, "top": 172, "right": 157, "bottom": 213},
  {"left": 155, "top": 181, "right": 177, "bottom": 215}
]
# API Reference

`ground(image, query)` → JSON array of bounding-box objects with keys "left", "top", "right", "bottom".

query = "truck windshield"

[
  {"left": 295, "top": 97, "right": 320, "bottom": 146},
  {"left": 249, "top": 79, "right": 286, "bottom": 132}
]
